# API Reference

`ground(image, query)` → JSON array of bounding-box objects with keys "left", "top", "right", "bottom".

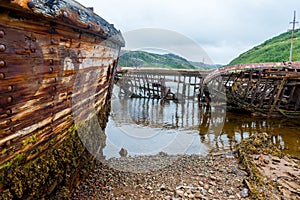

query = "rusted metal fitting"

[
  {"left": 7, "top": 96, "right": 13, "bottom": 103},
  {"left": 0, "top": 44, "right": 6, "bottom": 52},
  {"left": 0, "top": 73, "right": 5, "bottom": 79},
  {"left": 5, "top": 119, "right": 11, "bottom": 126},
  {"left": 0, "top": 30, "right": 5, "bottom": 38},
  {"left": 49, "top": 59, "right": 54, "bottom": 65},
  {"left": 49, "top": 67, "right": 53, "bottom": 73},
  {"left": 6, "top": 109, "right": 12, "bottom": 115},
  {"left": 7, "top": 85, "right": 13, "bottom": 92},
  {"left": 0, "top": 60, "right": 6, "bottom": 67}
]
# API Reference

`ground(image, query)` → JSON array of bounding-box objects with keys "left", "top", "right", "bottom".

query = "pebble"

[
  {"left": 176, "top": 189, "right": 184, "bottom": 197},
  {"left": 240, "top": 188, "right": 249, "bottom": 198}
]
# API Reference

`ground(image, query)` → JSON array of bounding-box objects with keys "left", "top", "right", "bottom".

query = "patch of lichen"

[
  {"left": 0, "top": 126, "right": 81, "bottom": 199},
  {"left": 236, "top": 133, "right": 284, "bottom": 199},
  {"left": 0, "top": 103, "right": 112, "bottom": 200}
]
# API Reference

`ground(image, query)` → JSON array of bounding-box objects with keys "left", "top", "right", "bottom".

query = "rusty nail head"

[
  {"left": 8, "top": 85, "right": 13, "bottom": 91},
  {"left": 6, "top": 109, "right": 12, "bottom": 115},
  {"left": 7, "top": 96, "right": 13, "bottom": 103},
  {"left": 0, "top": 60, "right": 5, "bottom": 67},
  {"left": 0, "top": 30, "right": 4, "bottom": 38},
  {"left": 49, "top": 59, "right": 54, "bottom": 65},
  {"left": 50, "top": 67, "right": 53, "bottom": 73},
  {"left": 5, "top": 119, "right": 11, "bottom": 126},
  {"left": 0, "top": 44, "right": 6, "bottom": 52},
  {"left": 0, "top": 73, "right": 5, "bottom": 79}
]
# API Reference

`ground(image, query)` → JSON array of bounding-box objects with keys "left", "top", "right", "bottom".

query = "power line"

[{"left": 289, "top": 10, "right": 298, "bottom": 62}]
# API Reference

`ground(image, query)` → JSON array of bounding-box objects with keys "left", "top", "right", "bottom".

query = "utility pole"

[{"left": 289, "top": 11, "right": 298, "bottom": 62}]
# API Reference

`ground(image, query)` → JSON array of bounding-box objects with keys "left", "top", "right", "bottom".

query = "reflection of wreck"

[
  {"left": 0, "top": 1, "right": 124, "bottom": 198},
  {"left": 205, "top": 62, "right": 300, "bottom": 118}
]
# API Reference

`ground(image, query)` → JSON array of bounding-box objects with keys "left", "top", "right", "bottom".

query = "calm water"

[{"left": 103, "top": 86, "right": 300, "bottom": 159}]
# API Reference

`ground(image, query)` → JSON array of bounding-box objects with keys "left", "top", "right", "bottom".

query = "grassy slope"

[
  {"left": 229, "top": 29, "right": 300, "bottom": 65},
  {"left": 118, "top": 51, "right": 197, "bottom": 70}
]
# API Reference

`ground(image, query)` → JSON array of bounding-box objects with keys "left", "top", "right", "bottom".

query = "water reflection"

[{"left": 104, "top": 88, "right": 300, "bottom": 159}]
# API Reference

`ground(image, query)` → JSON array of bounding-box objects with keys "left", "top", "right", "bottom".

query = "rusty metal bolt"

[
  {"left": 49, "top": 67, "right": 53, "bottom": 73},
  {"left": 7, "top": 96, "right": 13, "bottom": 103},
  {"left": 52, "top": 86, "right": 56, "bottom": 91},
  {"left": 7, "top": 85, "right": 13, "bottom": 92},
  {"left": 0, "top": 44, "right": 6, "bottom": 52},
  {"left": 49, "top": 59, "right": 54, "bottom": 65},
  {"left": 5, "top": 119, "right": 12, "bottom": 126},
  {"left": 0, "top": 73, "right": 5, "bottom": 79},
  {"left": 0, "top": 60, "right": 6, "bottom": 67},
  {"left": 0, "top": 30, "right": 4, "bottom": 38},
  {"left": 6, "top": 109, "right": 12, "bottom": 115},
  {"left": 27, "top": 1, "right": 35, "bottom": 9}
]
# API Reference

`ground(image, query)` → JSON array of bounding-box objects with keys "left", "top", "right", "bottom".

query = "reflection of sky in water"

[
  {"left": 103, "top": 86, "right": 300, "bottom": 159},
  {"left": 104, "top": 119, "right": 208, "bottom": 159}
]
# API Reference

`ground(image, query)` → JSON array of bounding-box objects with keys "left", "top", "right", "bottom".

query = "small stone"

[
  {"left": 198, "top": 181, "right": 204, "bottom": 186},
  {"left": 188, "top": 193, "right": 195, "bottom": 198},
  {"left": 160, "top": 184, "right": 167, "bottom": 191},
  {"left": 208, "top": 189, "right": 214, "bottom": 195},
  {"left": 195, "top": 191, "right": 203, "bottom": 198},
  {"left": 201, "top": 188, "right": 207, "bottom": 195},
  {"left": 209, "top": 181, "right": 216, "bottom": 186},
  {"left": 176, "top": 189, "right": 184, "bottom": 197},
  {"left": 147, "top": 186, "right": 153, "bottom": 190},
  {"left": 164, "top": 195, "right": 171, "bottom": 200},
  {"left": 204, "top": 184, "right": 209, "bottom": 190},
  {"left": 119, "top": 148, "right": 128, "bottom": 157},
  {"left": 240, "top": 188, "right": 249, "bottom": 198},
  {"left": 210, "top": 176, "right": 217, "bottom": 181}
]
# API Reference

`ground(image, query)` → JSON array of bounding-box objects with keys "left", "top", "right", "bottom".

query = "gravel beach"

[{"left": 71, "top": 152, "right": 250, "bottom": 200}]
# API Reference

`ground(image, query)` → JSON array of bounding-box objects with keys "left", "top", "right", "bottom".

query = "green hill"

[
  {"left": 229, "top": 29, "right": 300, "bottom": 65},
  {"left": 118, "top": 50, "right": 220, "bottom": 70},
  {"left": 118, "top": 50, "right": 196, "bottom": 69}
]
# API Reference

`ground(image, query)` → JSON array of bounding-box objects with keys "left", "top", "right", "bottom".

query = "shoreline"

[{"left": 70, "top": 133, "right": 299, "bottom": 200}]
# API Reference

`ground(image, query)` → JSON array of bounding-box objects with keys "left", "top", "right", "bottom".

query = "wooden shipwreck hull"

[
  {"left": 205, "top": 62, "right": 300, "bottom": 118},
  {"left": 0, "top": 0, "right": 124, "bottom": 199}
]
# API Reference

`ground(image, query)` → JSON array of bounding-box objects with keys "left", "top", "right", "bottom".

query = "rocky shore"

[
  {"left": 71, "top": 152, "right": 249, "bottom": 200},
  {"left": 71, "top": 133, "right": 299, "bottom": 200}
]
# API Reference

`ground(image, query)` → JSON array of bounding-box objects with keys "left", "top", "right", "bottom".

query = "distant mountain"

[
  {"left": 118, "top": 50, "right": 220, "bottom": 70},
  {"left": 229, "top": 29, "right": 300, "bottom": 65}
]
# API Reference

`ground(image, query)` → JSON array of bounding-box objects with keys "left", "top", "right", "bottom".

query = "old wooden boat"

[
  {"left": 205, "top": 62, "right": 300, "bottom": 117},
  {"left": 0, "top": 0, "right": 124, "bottom": 199}
]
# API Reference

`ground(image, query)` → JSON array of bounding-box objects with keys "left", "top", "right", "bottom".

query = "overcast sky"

[{"left": 76, "top": 0, "right": 300, "bottom": 64}]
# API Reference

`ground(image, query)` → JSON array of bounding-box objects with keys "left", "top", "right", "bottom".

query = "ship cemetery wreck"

[
  {"left": 116, "top": 62, "right": 300, "bottom": 118},
  {"left": 0, "top": 0, "right": 299, "bottom": 199}
]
